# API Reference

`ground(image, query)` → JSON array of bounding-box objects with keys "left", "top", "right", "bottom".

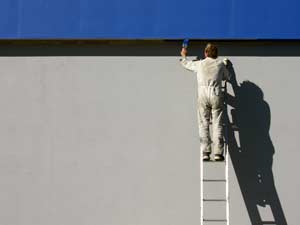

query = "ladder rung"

[
  {"left": 203, "top": 179, "right": 226, "bottom": 182},
  {"left": 203, "top": 199, "right": 227, "bottom": 202},
  {"left": 203, "top": 219, "right": 227, "bottom": 222}
]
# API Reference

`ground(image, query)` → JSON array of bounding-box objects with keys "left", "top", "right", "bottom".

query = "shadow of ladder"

[
  {"left": 225, "top": 85, "right": 278, "bottom": 225},
  {"left": 228, "top": 115, "right": 277, "bottom": 225}
]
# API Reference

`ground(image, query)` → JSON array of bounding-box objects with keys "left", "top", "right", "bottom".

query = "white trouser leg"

[
  {"left": 211, "top": 106, "right": 224, "bottom": 155},
  {"left": 197, "top": 89, "right": 212, "bottom": 155},
  {"left": 210, "top": 87, "right": 224, "bottom": 155}
]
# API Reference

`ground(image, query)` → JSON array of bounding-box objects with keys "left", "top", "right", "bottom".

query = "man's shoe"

[
  {"left": 214, "top": 154, "right": 225, "bottom": 161},
  {"left": 203, "top": 154, "right": 210, "bottom": 161}
]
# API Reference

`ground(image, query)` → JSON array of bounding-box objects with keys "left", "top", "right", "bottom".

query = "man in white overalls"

[{"left": 180, "top": 43, "right": 230, "bottom": 161}]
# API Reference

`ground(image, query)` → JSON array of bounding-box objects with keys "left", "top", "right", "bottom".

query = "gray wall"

[{"left": 0, "top": 42, "right": 298, "bottom": 225}]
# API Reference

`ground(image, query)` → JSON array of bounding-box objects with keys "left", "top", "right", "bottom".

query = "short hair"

[{"left": 205, "top": 43, "right": 218, "bottom": 59}]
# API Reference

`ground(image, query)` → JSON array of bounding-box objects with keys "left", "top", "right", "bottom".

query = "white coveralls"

[{"left": 180, "top": 57, "right": 230, "bottom": 156}]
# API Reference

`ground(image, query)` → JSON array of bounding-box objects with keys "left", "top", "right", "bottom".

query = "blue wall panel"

[{"left": 0, "top": 0, "right": 299, "bottom": 39}]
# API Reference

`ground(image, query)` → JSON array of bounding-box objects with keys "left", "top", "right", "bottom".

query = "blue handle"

[{"left": 182, "top": 38, "right": 189, "bottom": 48}]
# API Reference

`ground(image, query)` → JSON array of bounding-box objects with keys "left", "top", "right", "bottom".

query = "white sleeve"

[{"left": 180, "top": 57, "right": 199, "bottom": 73}]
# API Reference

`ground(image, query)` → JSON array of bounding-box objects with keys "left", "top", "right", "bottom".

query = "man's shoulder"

[{"left": 214, "top": 58, "right": 228, "bottom": 67}]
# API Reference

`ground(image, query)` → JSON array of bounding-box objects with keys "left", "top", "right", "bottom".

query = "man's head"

[{"left": 204, "top": 43, "right": 218, "bottom": 59}]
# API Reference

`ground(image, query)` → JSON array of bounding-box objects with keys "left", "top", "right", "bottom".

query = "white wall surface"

[{"left": 0, "top": 43, "right": 298, "bottom": 225}]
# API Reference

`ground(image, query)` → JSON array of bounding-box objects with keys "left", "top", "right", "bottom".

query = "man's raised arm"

[{"left": 179, "top": 48, "right": 199, "bottom": 73}]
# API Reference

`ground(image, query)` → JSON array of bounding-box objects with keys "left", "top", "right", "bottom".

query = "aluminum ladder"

[{"left": 200, "top": 82, "right": 229, "bottom": 225}]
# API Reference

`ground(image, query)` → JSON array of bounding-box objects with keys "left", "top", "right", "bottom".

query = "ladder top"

[{"left": 203, "top": 160, "right": 226, "bottom": 163}]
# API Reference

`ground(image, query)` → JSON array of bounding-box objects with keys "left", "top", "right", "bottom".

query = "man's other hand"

[{"left": 181, "top": 48, "right": 187, "bottom": 58}]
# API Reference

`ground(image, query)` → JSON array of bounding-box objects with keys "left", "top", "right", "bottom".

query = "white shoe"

[
  {"left": 214, "top": 154, "right": 224, "bottom": 161},
  {"left": 203, "top": 154, "right": 210, "bottom": 161}
]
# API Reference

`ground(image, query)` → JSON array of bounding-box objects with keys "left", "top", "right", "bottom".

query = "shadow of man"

[{"left": 224, "top": 61, "right": 288, "bottom": 225}]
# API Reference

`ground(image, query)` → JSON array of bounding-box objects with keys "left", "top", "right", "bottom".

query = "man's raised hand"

[{"left": 181, "top": 48, "right": 187, "bottom": 58}]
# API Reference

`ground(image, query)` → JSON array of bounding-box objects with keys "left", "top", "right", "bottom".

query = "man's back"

[
  {"left": 197, "top": 57, "right": 228, "bottom": 88},
  {"left": 181, "top": 57, "right": 229, "bottom": 89}
]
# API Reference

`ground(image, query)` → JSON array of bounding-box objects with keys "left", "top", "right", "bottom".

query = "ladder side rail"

[
  {"left": 200, "top": 142, "right": 204, "bottom": 225},
  {"left": 224, "top": 81, "right": 230, "bottom": 225}
]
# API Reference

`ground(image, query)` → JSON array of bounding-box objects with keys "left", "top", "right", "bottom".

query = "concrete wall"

[{"left": 0, "top": 42, "right": 298, "bottom": 225}]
